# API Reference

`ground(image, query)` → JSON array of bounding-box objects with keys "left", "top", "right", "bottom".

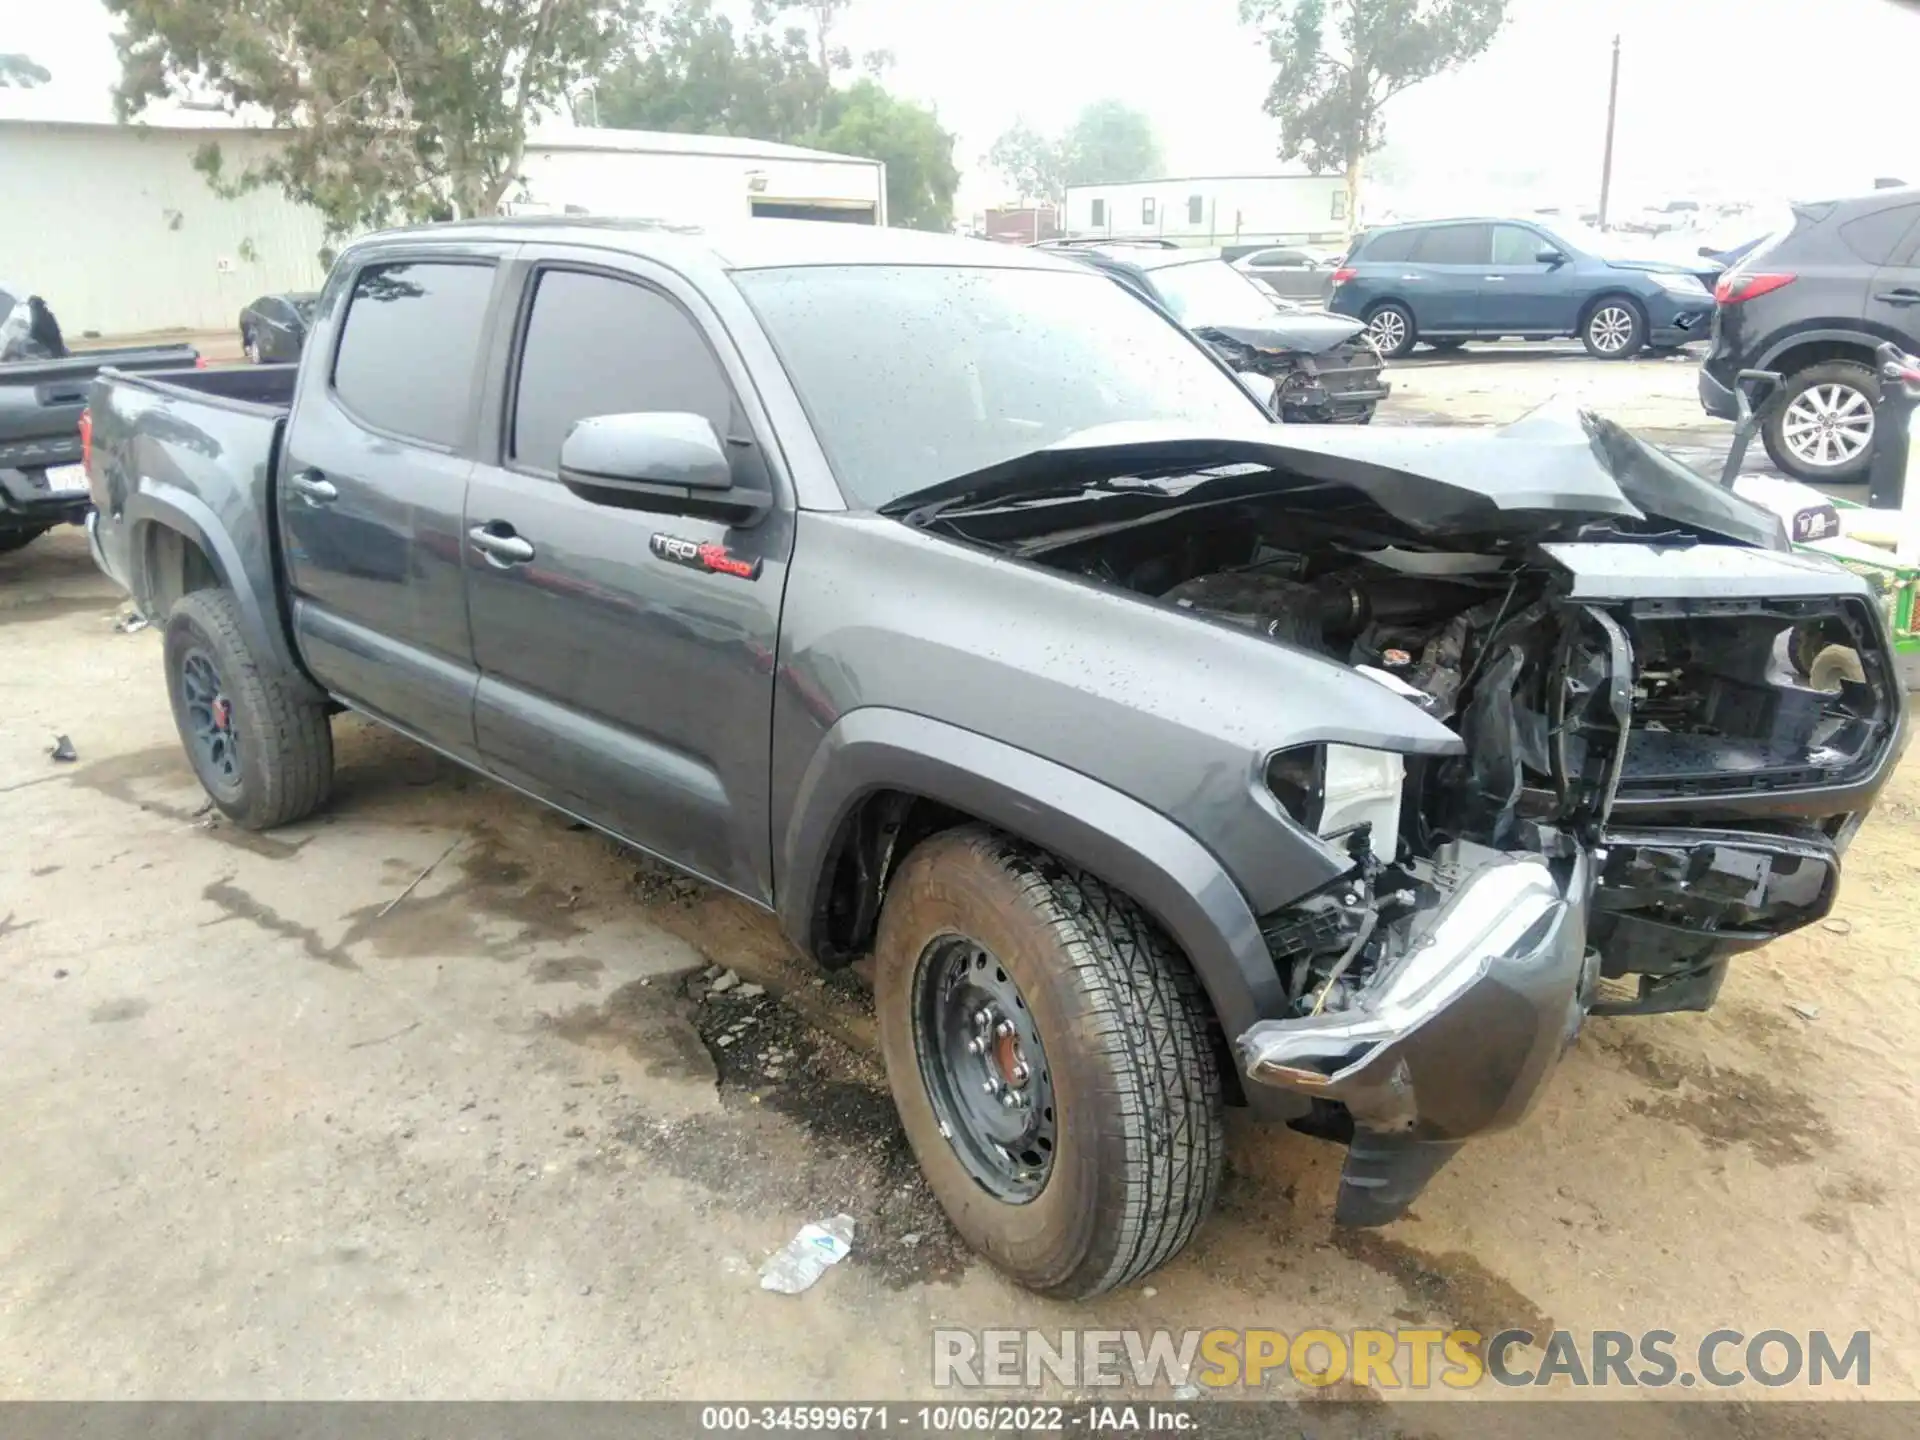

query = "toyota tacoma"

[{"left": 84, "top": 220, "right": 1903, "bottom": 1297}]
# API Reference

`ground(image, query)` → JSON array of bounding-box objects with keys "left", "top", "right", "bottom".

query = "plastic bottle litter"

[{"left": 759, "top": 1213, "right": 856, "bottom": 1294}]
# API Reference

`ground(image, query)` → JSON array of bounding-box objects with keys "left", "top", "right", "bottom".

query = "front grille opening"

[{"left": 1617, "top": 599, "right": 1893, "bottom": 796}]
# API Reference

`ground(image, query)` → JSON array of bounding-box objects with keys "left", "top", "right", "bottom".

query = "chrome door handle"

[
  {"left": 288, "top": 470, "right": 337, "bottom": 503},
  {"left": 469, "top": 524, "right": 535, "bottom": 565},
  {"left": 1879, "top": 288, "right": 1920, "bottom": 307}
]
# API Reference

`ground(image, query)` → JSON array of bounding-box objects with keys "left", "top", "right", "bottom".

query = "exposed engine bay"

[
  {"left": 996, "top": 484, "right": 1898, "bottom": 1062},
  {"left": 901, "top": 414, "right": 1904, "bottom": 1224}
]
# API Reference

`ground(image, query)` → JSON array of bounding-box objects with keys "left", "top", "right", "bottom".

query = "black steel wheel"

[
  {"left": 911, "top": 934, "right": 1057, "bottom": 1203},
  {"left": 873, "top": 826, "right": 1224, "bottom": 1298}
]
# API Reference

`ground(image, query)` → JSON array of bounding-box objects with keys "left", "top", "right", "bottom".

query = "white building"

[
  {"left": 1063, "top": 173, "right": 1349, "bottom": 250},
  {"left": 0, "top": 92, "right": 885, "bottom": 337}
]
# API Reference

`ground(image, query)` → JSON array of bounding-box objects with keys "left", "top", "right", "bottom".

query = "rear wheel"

[
  {"left": 163, "top": 588, "right": 333, "bottom": 830},
  {"left": 1581, "top": 296, "right": 1646, "bottom": 359},
  {"left": 243, "top": 328, "right": 263, "bottom": 364},
  {"left": 1763, "top": 361, "right": 1879, "bottom": 484},
  {"left": 874, "top": 827, "right": 1224, "bottom": 1298},
  {"left": 1364, "top": 302, "right": 1417, "bottom": 359}
]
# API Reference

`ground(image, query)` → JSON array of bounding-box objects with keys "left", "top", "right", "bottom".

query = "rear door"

[
  {"left": 1856, "top": 201, "right": 1920, "bottom": 346},
  {"left": 279, "top": 245, "right": 513, "bottom": 761},
  {"left": 463, "top": 250, "right": 794, "bottom": 901},
  {"left": 1404, "top": 223, "right": 1492, "bottom": 332}
]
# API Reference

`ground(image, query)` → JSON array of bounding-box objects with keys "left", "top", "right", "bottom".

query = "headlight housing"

[
  {"left": 1651, "top": 270, "right": 1708, "bottom": 296},
  {"left": 1266, "top": 744, "right": 1405, "bottom": 862}
]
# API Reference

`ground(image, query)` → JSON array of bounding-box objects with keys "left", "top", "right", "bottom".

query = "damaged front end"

[
  {"left": 1194, "top": 322, "right": 1391, "bottom": 425},
  {"left": 1228, "top": 542, "right": 1898, "bottom": 1221},
  {"left": 913, "top": 414, "right": 1904, "bottom": 1227}
]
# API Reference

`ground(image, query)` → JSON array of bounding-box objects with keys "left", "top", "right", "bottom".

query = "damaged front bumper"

[{"left": 1236, "top": 847, "right": 1593, "bottom": 1224}]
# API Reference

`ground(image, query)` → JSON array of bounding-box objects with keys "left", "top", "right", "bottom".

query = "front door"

[
  {"left": 464, "top": 256, "right": 793, "bottom": 902},
  {"left": 279, "top": 250, "right": 512, "bottom": 760},
  {"left": 1485, "top": 224, "right": 1580, "bottom": 333}
]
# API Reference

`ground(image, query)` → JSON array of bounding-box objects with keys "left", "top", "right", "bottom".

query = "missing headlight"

[{"left": 1267, "top": 744, "right": 1405, "bottom": 862}]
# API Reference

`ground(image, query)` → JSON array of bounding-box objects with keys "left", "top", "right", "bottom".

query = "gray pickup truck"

[
  {"left": 1, "top": 339, "right": 199, "bottom": 555},
  {"left": 85, "top": 219, "right": 1904, "bottom": 1298}
]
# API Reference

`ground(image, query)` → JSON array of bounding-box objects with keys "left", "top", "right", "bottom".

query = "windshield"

[
  {"left": 1147, "top": 259, "right": 1283, "bottom": 329},
  {"left": 736, "top": 264, "right": 1264, "bottom": 509}
]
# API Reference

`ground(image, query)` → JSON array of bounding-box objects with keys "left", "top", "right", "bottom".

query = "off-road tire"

[
  {"left": 873, "top": 826, "right": 1225, "bottom": 1298},
  {"left": 1762, "top": 360, "right": 1880, "bottom": 485},
  {"left": 1581, "top": 295, "right": 1647, "bottom": 359},
  {"left": 163, "top": 588, "right": 333, "bottom": 830},
  {"left": 1364, "top": 302, "right": 1417, "bottom": 360}
]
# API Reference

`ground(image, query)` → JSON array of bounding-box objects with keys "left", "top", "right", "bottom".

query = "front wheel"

[
  {"left": 164, "top": 588, "right": 334, "bottom": 830},
  {"left": 874, "top": 827, "right": 1225, "bottom": 1299},
  {"left": 243, "top": 329, "right": 262, "bottom": 364},
  {"left": 1364, "top": 302, "right": 1417, "bottom": 360},
  {"left": 1581, "top": 297, "right": 1646, "bottom": 359}
]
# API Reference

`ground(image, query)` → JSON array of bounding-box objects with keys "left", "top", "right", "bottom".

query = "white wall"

[
  {"left": 0, "top": 123, "right": 330, "bottom": 336},
  {"left": 0, "top": 121, "right": 887, "bottom": 335},
  {"left": 1064, "top": 176, "right": 1349, "bottom": 246},
  {"left": 518, "top": 144, "right": 883, "bottom": 224}
]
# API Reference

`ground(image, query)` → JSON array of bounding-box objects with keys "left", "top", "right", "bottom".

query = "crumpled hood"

[
  {"left": 886, "top": 403, "right": 1787, "bottom": 551},
  {"left": 1194, "top": 312, "right": 1369, "bottom": 356}
]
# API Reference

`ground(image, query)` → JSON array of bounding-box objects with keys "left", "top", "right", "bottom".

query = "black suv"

[{"left": 1701, "top": 187, "right": 1920, "bottom": 484}]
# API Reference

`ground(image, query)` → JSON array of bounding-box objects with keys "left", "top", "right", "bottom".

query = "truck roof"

[{"left": 343, "top": 217, "right": 1080, "bottom": 274}]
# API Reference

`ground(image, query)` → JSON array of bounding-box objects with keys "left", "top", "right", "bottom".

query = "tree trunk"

[{"left": 1344, "top": 150, "right": 1364, "bottom": 236}]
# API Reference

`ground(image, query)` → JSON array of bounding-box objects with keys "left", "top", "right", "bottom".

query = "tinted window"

[
  {"left": 1840, "top": 202, "right": 1920, "bottom": 266},
  {"left": 1249, "top": 249, "right": 1308, "bottom": 268},
  {"left": 1492, "top": 225, "right": 1546, "bottom": 265},
  {"left": 737, "top": 265, "right": 1265, "bottom": 509},
  {"left": 1188, "top": 195, "right": 1204, "bottom": 225},
  {"left": 1414, "top": 225, "right": 1493, "bottom": 265},
  {"left": 333, "top": 262, "right": 494, "bottom": 447},
  {"left": 511, "top": 270, "right": 733, "bottom": 474},
  {"left": 1360, "top": 229, "right": 1418, "bottom": 263}
]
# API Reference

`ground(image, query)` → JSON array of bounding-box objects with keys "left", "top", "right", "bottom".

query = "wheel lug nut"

[
  {"left": 967, "top": 1038, "right": 985, "bottom": 1055},
  {"left": 1000, "top": 1092, "right": 1020, "bottom": 1108},
  {"left": 995, "top": 1019, "right": 1015, "bottom": 1038},
  {"left": 1010, "top": 1064, "right": 1028, "bottom": 1084},
  {"left": 982, "top": 1078, "right": 1000, "bottom": 1095}
]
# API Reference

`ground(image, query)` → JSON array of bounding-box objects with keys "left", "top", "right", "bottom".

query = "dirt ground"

[{"left": 2, "top": 364, "right": 1914, "bottom": 1417}]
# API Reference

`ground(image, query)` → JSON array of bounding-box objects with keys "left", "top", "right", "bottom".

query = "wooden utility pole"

[{"left": 1598, "top": 34, "right": 1621, "bottom": 228}]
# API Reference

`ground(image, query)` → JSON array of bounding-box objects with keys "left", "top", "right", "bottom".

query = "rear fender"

[{"left": 126, "top": 484, "right": 318, "bottom": 698}]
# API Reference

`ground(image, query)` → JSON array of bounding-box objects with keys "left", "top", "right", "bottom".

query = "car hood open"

[
  {"left": 885, "top": 403, "right": 1787, "bottom": 551},
  {"left": 1193, "top": 312, "right": 1369, "bottom": 355}
]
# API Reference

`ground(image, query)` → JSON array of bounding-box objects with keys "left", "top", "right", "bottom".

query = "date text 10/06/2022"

[{"left": 699, "top": 1406, "right": 1195, "bottom": 1432}]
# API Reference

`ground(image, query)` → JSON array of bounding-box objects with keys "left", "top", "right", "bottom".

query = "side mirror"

[
  {"left": 558, "top": 412, "right": 771, "bottom": 522},
  {"left": 1697, "top": 245, "right": 1720, "bottom": 259},
  {"left": 1536, "top": 248, "right": 1567, "bottom": 267}
]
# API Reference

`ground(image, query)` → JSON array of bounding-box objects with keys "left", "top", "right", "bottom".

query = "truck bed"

[
  {"left": 85, "top": 363, "right": 292, "bottom": 616},
  {"left": 1, "top": 343, "right": 203, "bottom": 537}
]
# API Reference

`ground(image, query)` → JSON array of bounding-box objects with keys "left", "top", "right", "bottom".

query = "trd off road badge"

[{"left": 649, "top": 532, "right": 762, "bottom": 580}]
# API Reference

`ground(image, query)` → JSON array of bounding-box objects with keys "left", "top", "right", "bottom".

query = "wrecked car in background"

[
  {"left": 1047, "top": 239, "right": 1390, "bottom": 424},
  {"left": 84, "top": 220, "right": 1903, "bottom": 1298}
]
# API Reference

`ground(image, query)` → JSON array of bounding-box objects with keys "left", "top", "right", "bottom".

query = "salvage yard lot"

[{"left": 2, "top": 359, "right": 1915, "bottom": 1412}]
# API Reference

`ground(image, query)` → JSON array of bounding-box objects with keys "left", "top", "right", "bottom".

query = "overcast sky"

[{"left": 5, "top": 0, "right": 1915, "bottom": 219}]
